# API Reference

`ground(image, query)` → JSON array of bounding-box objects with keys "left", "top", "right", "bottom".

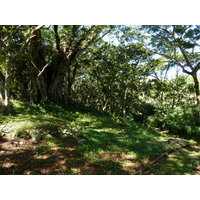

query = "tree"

[
  {"left": 0, "top": 26, "right": 17, "bottom": 114},
  {"left": 0, "top": 25, "right": 45, "bottom": 113},
  {"left": 144, "top": 25, "right": 200, "bottom": 106},
  {"left": 0, "top": 25, "right": 114, "bottom": 107},
  {"left": 44, "top": 25, "right": 114, "bottom": 105},
  {"left": 72, "top": 30, "right": 155, "bottom": 122},
  {"left": 24, "top": 25, "right": 114, "bottom": 105}
]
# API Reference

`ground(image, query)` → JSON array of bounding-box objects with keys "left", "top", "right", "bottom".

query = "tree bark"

[
  {"left": 66, "top": 65, "right": 72, "bottom": 105},
  {"left": 44, "top": 54, "right": 67, "bottom": 104},
  {"left": 0, "top": 72, "right": 4, "bottom": 105},
  {"left": 192, "top": 73, "right": 200, "bottom": 106},
  {"left": 3, "top": 59, "right": 11, "bottom": 115}
]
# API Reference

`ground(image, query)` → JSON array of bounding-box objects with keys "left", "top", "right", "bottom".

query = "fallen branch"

[{"left": 134, "top": 143, "right": 190, "bottom": 175}]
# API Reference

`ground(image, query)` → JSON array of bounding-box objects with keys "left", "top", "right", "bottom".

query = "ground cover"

[{"left": 0, "top": 101, "right": 199, "bottom": 175}]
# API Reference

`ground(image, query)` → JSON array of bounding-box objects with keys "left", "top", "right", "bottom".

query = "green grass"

[{"left": 0, "top": 100, "right": 199, "bottom": 175}]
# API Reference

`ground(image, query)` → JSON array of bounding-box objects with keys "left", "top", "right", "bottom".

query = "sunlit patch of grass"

[
  {"left": 46, "top": 140, "right": 58, "bottom": 148},
  {"left": 143, "top": 147, "right": 200, "bottom": 175},
  {"left": 71, "top": 168, "right": 81, "bottom": 174},
  {"left": 34, "top": 154, "right": 50, "bottom": 160},
  {"left": 7, "top": 120, "right": 34, "bottom": 129},
  {"left": 121, "top": 152, "right": 137, "bottom": 160},
  {"left": 34, "top": 145, "right": 50, "bottom": 156}
]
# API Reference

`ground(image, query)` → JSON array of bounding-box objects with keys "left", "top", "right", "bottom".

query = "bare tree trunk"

[
  {"left": 0, "top": 89, "right": 4, "bottom": 112},
  {"left": 0, "top": 79, "right": 4, "bottom": 105},
  {"left": 122, "top": 87, "right": 127, "bottom": 124},
  {"left": 192, "top": 74, "right": 200, "bottom": 106},
  {"left": 102, "top": 98, "right": 109, "bottom": 111},
  {"left": 4, "top": 59, "right": 11, "bottom": 115}
]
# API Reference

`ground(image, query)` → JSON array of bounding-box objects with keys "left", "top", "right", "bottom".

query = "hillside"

[{"left": 0, "top": 100, "right": 199, "bottom": 175}]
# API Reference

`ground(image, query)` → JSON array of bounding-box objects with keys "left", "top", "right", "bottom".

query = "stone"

[
  {"left": 0, "top": 132, "right": 5, "bottom": 137},
  {"left": 0, "top": 150, "right": 5, "bottom": 155},
  {"left": 62, "top": 129, "right": 73, "bottom": 135},
  {"left": 123, "top": 154, "right": 137, "bottom": 159},
  {"left": 74, "top": 132, "right": 81, "bottom": 137},
  {"left": 10, "top": 132, "right": 17, "bottom": 139},
  {"left": 78, "top": 139, "right": 86, "bottom": 144},
  {"left": 46, "top": 134, "right": 54, "bottom": 139},
  {"left": 32, "top": 134, "right": 42, "bottom": 142},
  {"left": 71, "top": 127, "right": 78, "bottom": 132},
  {"left": 60, "top": 134, "right": 68, "bottom": 139},
  {"left": 0, "top": 125, "right": 10, "bottom": 134},
  {"left": 123, "top": 162, "right": 139, "bottom": 168}
]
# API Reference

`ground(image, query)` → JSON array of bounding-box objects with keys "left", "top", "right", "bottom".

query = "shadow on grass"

[
  {"left": 0, "top": 132, "right": 199, "bottom": 174},
  {"left": 0, "top": 137, "right": 128, "bottom": 175},
  {"left": 65, "top": 159, "right": 129, "bottom": 175},
  {"left": 1, "top": 100, "right": 198, "bottom": 174},
  {"left": 142, "top": 145, "right": 200, "bottom": 175},
  {"left": 78, "top": 127, "right": 169, "bottom": 157}
]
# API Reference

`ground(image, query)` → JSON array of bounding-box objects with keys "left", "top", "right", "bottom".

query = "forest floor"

[{"left": 0, "top": 100, "right": 200, "bottom": 175}]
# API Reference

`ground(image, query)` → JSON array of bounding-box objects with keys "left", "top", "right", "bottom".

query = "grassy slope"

[{"left": 0, "top": 100, "right": 199, "bottom": 175}]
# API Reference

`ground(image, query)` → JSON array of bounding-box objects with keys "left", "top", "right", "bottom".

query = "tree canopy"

[{"left": 0, "top": 25, "right": 199, "bottom": 131}]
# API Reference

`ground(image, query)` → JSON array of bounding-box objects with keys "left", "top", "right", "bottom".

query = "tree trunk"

[
  {"left": 192, "top": 74, "right": 200, "bottom": 106},
  {"left": 28, "top": 28, "right": 49, "bottom": 104},
  {"left": 45, "top": 54, "right": 67, "bottom": 104},
  {"left": 0, "top": 87, "right": 4, "bottom": 112},
  {"left": 3, "top": 59, "right": 11, "bottom": 115},
  {"left": 66, "top": 65, "right": 72, "bottom": 105},
  {"left": 0, "top": 76, "right": 4, "bottom": 106},
  {"left": 122, "top": 86, "right": 127, "bottom": 124}
]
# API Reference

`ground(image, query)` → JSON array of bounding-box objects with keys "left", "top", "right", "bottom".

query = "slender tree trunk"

[
  {"left": 66, "top": 65, "right": 72, "bottom": 105},
  {"left": 122, "top": 87, "right": 127, "bottom": 124},
  {"left": 171, "top": 88, "right": 176, "bottom": 110},
  {"left": 0, "top": 79, "right": 4, "bottom": 106},
  {"left": 66, "top": 63, "right": 79, "bottom": 105},
  {"left": 0, "top": 91, "right": 3, "bottom": 104},
  {"left": 0, "top": 88, "right": 4, "bottom": 112},
  {"left": 102, "top": 98, "right": 109, "bottom": 111},
  {"left": 4, "top": 59, "right": 11, "bottom": 115},
  {"left": 192, "top": 74, "right": 200, "bottom": 106},
  {"left": 0, "top": 72, "right": 5, "bottom": 106}
]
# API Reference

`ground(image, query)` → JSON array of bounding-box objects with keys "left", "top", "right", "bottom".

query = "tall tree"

[
  {"left": 72, "top": 35, "right": 155, "bottom": 121},
  {"left": 0, "top": 25, "right": 45, "bottom": 113},
  {"left": 144, "top": 25, "right": 200, "bottom": 106},
  {"left": 0, "top": 25, "right": 114, "bottom": 106},
  {"left": 25, "top": 25, "right": 114, "bottom": 105},
  {"left": 0, "top": 26, "right": 18, "bottom": 114}
]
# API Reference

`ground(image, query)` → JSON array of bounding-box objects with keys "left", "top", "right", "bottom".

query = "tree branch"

[
  {"left": 53, "top": 25, "right": 62, "bottom": 53},
  {"left": 155, "top": 25, "right": 194, "bottom": 70},
  {"left": 37, "top": 61, "right": 51, "bottom": 77}
]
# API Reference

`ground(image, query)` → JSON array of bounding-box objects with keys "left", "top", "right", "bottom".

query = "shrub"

[{"left": 147, "top": 105, "right": 200, "bottom": 142}]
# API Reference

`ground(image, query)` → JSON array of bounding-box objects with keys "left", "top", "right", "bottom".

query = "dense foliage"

[{"left": 0, "top": 25, "right": 200, "bottom": 142}]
